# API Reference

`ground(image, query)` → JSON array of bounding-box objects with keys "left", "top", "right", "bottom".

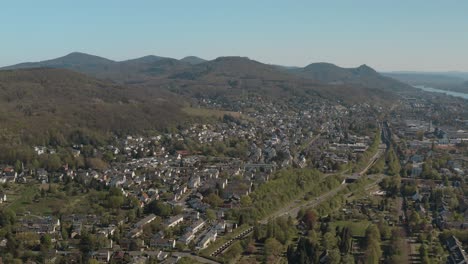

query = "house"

[
  {"left": 188, "top": 219, "right": 205, "bottom": 234},
  {"left": 411, "top": 163, "right": 423, "bottom": 178},
  {"left": 188, "top": 176, "right": 201, "bottom": 189},
  {"left": 129, "top": 214, "right": 157, "bottom": 238},
  {"left": 133, "top": 214, "right": 156, "bottom": 229},
  {"left": 150, "top": 237, "right": 176, "bottom": 249},
  {"left": 178, "top": 231, "right": 195, "bottom": 245},
  {"left": 165, "top": 215, "right": 184, "bottom": 228},
  {"left": 215, "top": 221, "right": 227, "bottom": 234},
  {"left": 17, "top": 217, "right": 60, "bottom": 234},
  {"left": 0, "top": 193, "right": 6, "bottom": 203},
  {"left": 412, "top": 192, "right": 423, "bottom": 202},
  {"left": 446, "top": 235, "right": 468, "bottom": 264},
  {"left": 91, "top": 250, "right": 111, "bottom": 263},
  {"left": 3, "top": 171, "right": 17, "bottom": 183},
  {"left": 197, "top": 229, "right": 217, "bottom": 249},
  {"left": 37, "top": 169, "right": 49, "bottom": 183}
]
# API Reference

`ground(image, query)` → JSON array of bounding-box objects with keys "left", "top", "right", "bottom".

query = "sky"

[{"left": 1, "top": 0, "right": 468, "bottom": 71}]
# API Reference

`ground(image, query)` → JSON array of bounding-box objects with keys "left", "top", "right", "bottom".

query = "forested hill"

[
  {"left": 0, "top": 68, "right": 184, "bottom": 145},
  {"left": 3, "top": 52, "right": 411, "bottom": 94}
]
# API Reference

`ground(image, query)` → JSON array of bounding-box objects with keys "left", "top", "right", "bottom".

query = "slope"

[{"left": 0, "top": 68, "right": 183, "bottom": 145}]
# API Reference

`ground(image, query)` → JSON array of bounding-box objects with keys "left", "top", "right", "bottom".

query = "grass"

[
  {"left": 4, "top": 182, "right": 91, "bottom": 216},
  {"left": 330, "top": 220, "right": 371, "bottom": 237},
  {"left": 6, "top": 184, "right": 39, "bottom": 213}
]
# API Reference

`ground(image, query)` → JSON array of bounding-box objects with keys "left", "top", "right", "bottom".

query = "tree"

[
  {"left": 323, "top": 231, "right": 337, "bottom": 250},
  {"left": 364, "top": 225, "right": 382, "bottom": 264},
  {"left": 302, "top": 209, "right": 318, "bottom": 230},
  {"left": 328, "top": 249, "right": 341, "bottom": 264},
  {"left": 287, "top": 237, "right": 320, "bottom": 264},
  {"left": 339, "top": 227, "right": 353, "bottom": 254},
  {"left": 264, "top": 237, "right": 282, "bottom": 260},
  {"left": 240, "top": 195, "right": 252, "bottom": 207},
  {"left": 85, "top": 157, "right": 108, "bottom": 170},
  {"left": 409, "top": 211, "right": 421, "bottom": 233},
  {"left": 0, "top": 208, "right": 16, "bottom": 228},
  {"left": 14, "top": 160, "right": 22, "bottom": 173},
  {"left": 206, "top": 209, "right": 216, "bottom": 221},
  {"left": 386, "top": 148, "right": 401, "bottom": 176},
  {"left": 342, "top": 254, "right": 355, "bottom": 264},
  {"left": 145, "top": 200, "right": 172, "bottom": 217},
  {"left": 420, "top": 244, "right": 430, "bottom": 264},
  {"left": 46, "top": 154, "right": 62, "bottom": 172},
  {"left": 203, "top": 193, "right": 224, "bottom": 207},
  {"left": 79, "top": 232, "right": 97, "bottom": 261},
  {"left": 107, "top": 195, "right": 124, "bottom": 209},
  {"left": 40, "top": 234, "right": 53, "bottom": 251}
]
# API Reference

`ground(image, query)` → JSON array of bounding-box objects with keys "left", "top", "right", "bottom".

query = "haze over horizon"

[{"left": 1, "top": 0, "right": 468, "bottom": 72}]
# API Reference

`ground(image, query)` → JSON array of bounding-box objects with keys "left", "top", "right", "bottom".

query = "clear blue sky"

[{"left": 1, "top": 0, "right": 467, "bottom": 71}]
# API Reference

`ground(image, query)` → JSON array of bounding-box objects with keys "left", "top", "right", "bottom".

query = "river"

[{"left": 414, "top": 85, "right": 468, "bottom": 100}]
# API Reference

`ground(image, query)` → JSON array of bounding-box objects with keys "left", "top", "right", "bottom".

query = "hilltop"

[
  {"left": 180, "top": 56, "right": 206, "bottom": 65},
  {"left": 287, "top": 62, "right": 412, "bottom": 91},
  {"left": 2, "top": 52, "right": 191, "bottom": 83}
]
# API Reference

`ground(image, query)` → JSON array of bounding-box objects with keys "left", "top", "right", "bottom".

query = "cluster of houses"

[{"left": 5, "top": 94, "right": 455, "bottom": 263}]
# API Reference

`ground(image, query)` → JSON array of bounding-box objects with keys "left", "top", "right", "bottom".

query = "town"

[{"left": 0, "top": 87, "right": 467, "bottom": 264}]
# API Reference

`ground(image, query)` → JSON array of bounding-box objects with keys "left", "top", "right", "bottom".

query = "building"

[
  {"left": 446, "top": 235, "right": 468, "bottom": 264},
  {"left": 197, "top": 229, "right": 217, "bottom": 249},
  {"left": 165, "top": 215, "right": 184, "bottom": 228}
]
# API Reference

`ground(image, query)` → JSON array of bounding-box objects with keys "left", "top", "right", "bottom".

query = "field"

[
  {"left": 1, "top": 181, "right": 91, "bottom": 216},
  {"left": 330, "top": 220, "right": 371, "bottom": 237}
]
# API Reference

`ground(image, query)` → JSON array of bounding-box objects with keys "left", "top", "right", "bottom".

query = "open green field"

[
  {"left": 2, "top": 182, "right": 91, "bottom": 216},
  {"left": 330, "top": 220, "right": 371, "bottom": 237}
]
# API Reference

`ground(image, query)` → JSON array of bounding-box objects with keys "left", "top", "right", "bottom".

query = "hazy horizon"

[{"left": 1, "top": 1, "right": 468, "bottom": 72}]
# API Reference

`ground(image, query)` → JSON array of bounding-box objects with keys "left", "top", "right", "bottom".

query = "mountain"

[
  {"left": 180, "top": 56, "right": 206, "bottom": 65},
  {"left": 2, "top": 53, "right": 403, "bottom": 105},
  {"left": 287, "top": 63, "right": 411, "bottom": 91},
  {"left": 171, "top": 56, "right": 293, "bottom": 81},
  {"left": 163, "top": 56, "right": 397, "bottom": 105},
  {"left": 3, "top": 52, "right": 410, "bottom": 92},
  {"left": 0, "top": 68, "right": 183, "bottom": 145},
  {"left": 2, "top": 52, "right": 114, "bottom": 68},
  {"left": 121, "top": 55, "right": 170, "bottom": 64},
  {"left": 1, "top": 52, "right": 191, "bottom": 83}
]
